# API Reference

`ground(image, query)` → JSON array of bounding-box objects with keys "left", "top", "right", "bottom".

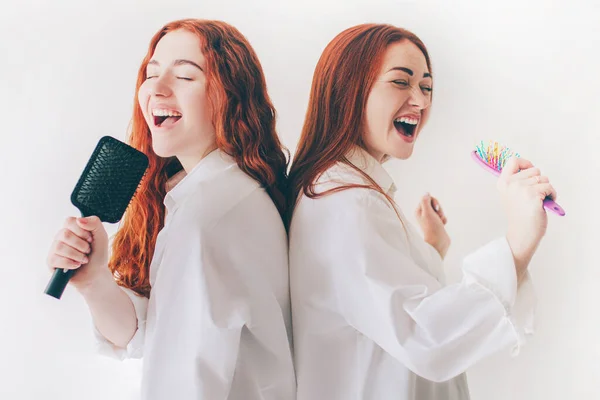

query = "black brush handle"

[
  {"left": 44, "top": 269, "right": 76, "bottom": 299},
  {"left": 44, "top": 212, "right": 85, "bottom": 299}
]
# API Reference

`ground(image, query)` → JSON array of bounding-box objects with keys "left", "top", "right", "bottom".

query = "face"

[
  {"left": 363, "top": 40, "right": 433, "bottom": 162},
  {"left": 138, "top": 29, "right": 215, "bottom": 171}
]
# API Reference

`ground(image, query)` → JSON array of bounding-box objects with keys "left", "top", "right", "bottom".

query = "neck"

[
  {"left": 360, "top": 145, "right": 387, "bottom": 164},
  {"left": 177, "top": 141, "right": 219, "bottom": 173}
]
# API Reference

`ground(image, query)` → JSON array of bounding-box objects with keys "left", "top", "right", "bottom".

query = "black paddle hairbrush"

[{"left": 44, "top": 136, "right": 149, "bottom": 299}]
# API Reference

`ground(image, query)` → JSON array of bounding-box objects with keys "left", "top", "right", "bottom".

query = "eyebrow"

[
  {"left": 388, "top": 66, "right": 431, "bottom": 79},
  {"left": 147, "top": 59, "right": 204, "bottom": 71}
]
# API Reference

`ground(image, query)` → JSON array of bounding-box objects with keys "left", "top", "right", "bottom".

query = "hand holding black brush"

[{"left": 44, "top": 136, "right": 148, "bottom": 299}]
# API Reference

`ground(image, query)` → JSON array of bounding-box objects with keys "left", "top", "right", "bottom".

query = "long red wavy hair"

[
  {"left": 287, "top": 23, "right": 432, "bottom": 224},
  {"left": 110, "top": 19, "right": 288, "bottom": 297}
]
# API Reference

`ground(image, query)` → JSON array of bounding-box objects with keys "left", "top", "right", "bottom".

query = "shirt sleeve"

[
  {"left": 91, "top": 286, "right": 148, "bottom": 360},
  {"left": 140, "top": 212, "right": 250, "bottom": 400},
  {"left": 325, "top": 192, "right": 536, "bottom": 383}
]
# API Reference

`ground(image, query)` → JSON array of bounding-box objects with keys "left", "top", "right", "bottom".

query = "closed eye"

[
  {"left": 144, "top": 75, "right": 193, "bottom": 81},
  {"left": 392, "top": 80, "right": 408, "bottom": 87},
  {"left": 393, "top": 80, "right": 432, "bottom": 96}
]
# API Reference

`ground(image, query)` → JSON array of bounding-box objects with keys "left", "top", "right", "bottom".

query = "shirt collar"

[
  {"left": 344, "top": 146, "right": 397, "bottom": 196},
  {"left": 164, "top": 149, "right": 235, "bottom": 212}
]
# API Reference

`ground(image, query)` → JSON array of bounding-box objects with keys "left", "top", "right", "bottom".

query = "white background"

[{"left": 1, "top": 0, "right": 598, "bottom": 399}]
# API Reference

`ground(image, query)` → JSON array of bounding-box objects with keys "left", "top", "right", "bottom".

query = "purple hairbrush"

[{"left": 471, "top": 140, "right": 566, "bottom": 216}]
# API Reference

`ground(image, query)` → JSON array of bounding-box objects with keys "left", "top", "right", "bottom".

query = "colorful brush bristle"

[
  {"left": 471, "top": 140, "right": 565, "bottom": 216},
  {"left": 474, "top": 140, "right": 520, "bottom": 172}
]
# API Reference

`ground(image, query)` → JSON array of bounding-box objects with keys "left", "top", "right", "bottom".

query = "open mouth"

[
  {"left": 152, "top": 109, "right": 182, "bottom": 128},
  {"left": 393, "top": 116, "right": 418, "bottom": 138}
]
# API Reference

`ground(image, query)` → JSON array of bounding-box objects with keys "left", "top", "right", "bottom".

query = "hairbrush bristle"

[
  {"left": 70, "top": 136, "right": 149, "bottom": 223},
  {"left": 475, "top": 140, "right": 520, "bottom": 171}
]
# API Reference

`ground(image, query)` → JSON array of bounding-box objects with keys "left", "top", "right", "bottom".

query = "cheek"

[
  {"left": 183, "top": 90, "right": 212, "bottom": 125},
  {"left": 365, "top": 92, "right": 387, "bottom": 132},
  {"left": 137, "top": 84, "right": 150, "bottom": 113},
  {"left": 368, "top": 87, "right": 406, "bottom": 124}
]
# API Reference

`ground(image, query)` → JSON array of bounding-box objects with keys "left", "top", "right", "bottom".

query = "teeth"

[
  {"left": 394, "top": 117, "right": 419, "bottom": 125},
  {"left": 152, "top": 109, "right": 182, "bottom": 117}
]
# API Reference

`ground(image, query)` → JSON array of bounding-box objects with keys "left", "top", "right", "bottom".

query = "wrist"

[
  {"left": 425, "top": 236, "right": 451, "bottom": 260},
  {"left": 75, "top": 268, "right": 117, "bottom": 300}
]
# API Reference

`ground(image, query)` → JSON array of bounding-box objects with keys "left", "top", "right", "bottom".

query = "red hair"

[
  {"left": 110, "top": 19, "right": 288, "bottom": 297},
  {"left": 287, "top": 23, "right": 432, "bottom": 223}
]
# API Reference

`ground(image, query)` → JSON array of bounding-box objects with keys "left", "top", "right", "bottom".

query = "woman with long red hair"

[
  {"left": 288, "top": 23, "right": 557, "bottom": 399},
  {"left": 45, "top": 19, "right": 295, "bottom": 399}
]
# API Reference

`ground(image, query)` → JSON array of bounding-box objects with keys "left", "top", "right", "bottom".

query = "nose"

[
  {"left": 149, "top": 74, "right": 173, "bottom": 98},
  {"left": 408, "top": 86, "right": 430, "bottom": 109}
]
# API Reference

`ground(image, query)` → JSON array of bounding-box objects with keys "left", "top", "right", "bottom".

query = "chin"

[
  {"left": 387, "top": 145, "right": 414, "bottom": 160},
  {"left": 151, "top": 137, "right": 178, "bottom": 158}
]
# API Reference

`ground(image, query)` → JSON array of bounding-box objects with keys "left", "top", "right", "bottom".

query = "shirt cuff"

[
  {"left": 92, "top": 286, "right": 147, "bottom": 360},
  {"left": 509, "top": 271, "right": 536, "bottom": 354},
  {"left": 461, "top": 236, "right": 537, "bottom": 356}
]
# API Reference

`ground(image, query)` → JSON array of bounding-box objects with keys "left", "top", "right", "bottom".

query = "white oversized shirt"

[
  {"left": 93, "top": 150, "right": 296, "bottom": 400},
  {"left": 288, "top": 147, "right": 536, "bottom": 400}
]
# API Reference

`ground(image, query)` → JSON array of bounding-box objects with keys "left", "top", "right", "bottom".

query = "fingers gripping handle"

[
  {"left": 471, "top": 151, "right": 566, "bottom": 217},
  {"left": 44, "top": 212, "right": 86, "bottom": 299}
]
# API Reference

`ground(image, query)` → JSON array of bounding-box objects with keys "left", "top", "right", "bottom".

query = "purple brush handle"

[{"left": 471, "top": 151, "right": 566, "bottom": 216}]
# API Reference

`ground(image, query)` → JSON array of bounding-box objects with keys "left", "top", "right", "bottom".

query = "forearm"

[
  {"left": 505, "top": 232, "right": 540, "bottom": 286},
  {"left": 78, "top": 274, "right": 138, "bottom": 349}
]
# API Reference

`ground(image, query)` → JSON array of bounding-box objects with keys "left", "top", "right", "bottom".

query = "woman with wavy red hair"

[
  {"left": 45, "top": 19, "right": 295, "bottom": 399},
  {"left": 288, "top": 23, "right": 558, "bottom": 399}
]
